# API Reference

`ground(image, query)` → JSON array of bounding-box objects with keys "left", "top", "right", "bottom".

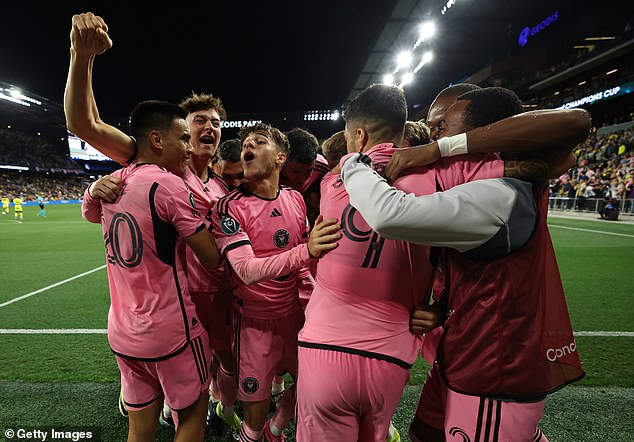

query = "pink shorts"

[
  {"left": 191, "top": 290, "right": 233, "bottom": 353},
  {"left": 296, "top": 346, "right": 410, "bottom": 442},
  {"left": 117, "top": 333, "right": 211, "bottom": 412},
  {"left": 410, "top": 363, "right": 548, "bottom": 442},
  {"left": 233, "top": 310, "right": 304, "bottom": 401}
]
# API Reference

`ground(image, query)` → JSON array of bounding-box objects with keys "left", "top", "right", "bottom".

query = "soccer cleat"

[
  {"left": 263, "top": 420, "right": 286, "bottom": 441},
  {"left": 215, "top": 401, "right": 241, "bottom": 440},
  {"left": 118, "top": 390, "right": 128, "bottom": 418},
  {"left": 386, "top": 421, "right": 401, "bottom": 442},
  {"left": 159, "top": 408, "right": 175, "bottom": 429}
]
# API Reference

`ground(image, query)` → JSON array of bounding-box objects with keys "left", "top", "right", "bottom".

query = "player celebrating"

[
  {"left": 212, "top": 123, "right": 341, "bottom": 442},
  {"left": 82, "top": 100, "right": 221, "bottom": 442}
]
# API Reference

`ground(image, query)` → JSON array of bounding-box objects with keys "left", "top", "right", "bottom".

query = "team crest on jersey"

[
  {"left": 333, "top": 177, "right": 343, "bottom": 189},
  {"left": 188, "top": 192, "right": 197, "bottom": 209},
  {"left": 242, "top": 377, "right": 259, "bottom": 394},
  {"left": 273, "top": 229, "right": 290, "bottom": 248},
  {"left": 220, "top": 215, "right": 240, "bottom": 235}
]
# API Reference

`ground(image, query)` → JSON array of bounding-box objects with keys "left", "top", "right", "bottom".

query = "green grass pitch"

[{"left": 0, "top": 205, "right": 633, "bottom": 441}]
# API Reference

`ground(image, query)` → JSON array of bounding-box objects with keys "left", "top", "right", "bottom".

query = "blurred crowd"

[
  {"left": 549, "top": 126, "right": 634, "bottom": 213},
  {"left": 0, "top": 127, "right": 81, "bottom": 170},
  {"left": 0, "top": 171, "right": 87, "bottom": 201}
]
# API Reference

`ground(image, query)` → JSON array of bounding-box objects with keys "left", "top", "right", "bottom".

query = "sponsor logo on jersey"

[
  {"left": 273, "top": 229, "right": 290, "bottom": 248},
  {"left": 546, "top": 340, "right": 577, "bottom": 362},
  {"left": 220, "top": 215, "right": 240, "bottom": 235}
]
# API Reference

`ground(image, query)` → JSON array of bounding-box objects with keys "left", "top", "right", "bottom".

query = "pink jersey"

[
  {"left": 434, "top": 153, "right": 504, "bottom": 190},
  {"left": 88, "top": 164, "right": 206, "bottom": 360},
  {"left": 298, "top": 154, "right": 330, "bottom": 194},
  {"left": 211, "top": 185, "right": 309, "bottom": 319},
  {"left": 184, "top": 166, "right": 231, "bottom": 295},
  {"left": 299, "top": 143, "right": 436, "bottom": 367}
]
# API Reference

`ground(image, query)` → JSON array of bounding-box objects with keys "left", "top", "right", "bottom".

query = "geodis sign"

[{"left": 518, "top": 11, "right": 559, "bottom": 47}]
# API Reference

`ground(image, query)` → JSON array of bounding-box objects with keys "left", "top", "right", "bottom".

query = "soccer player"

[
  {"left": 402, "top": 120, "right": 430, "bottom": 147},
  {"left": 213, "top": 138, "right": 246, "bottom": 190},
  {"left": 211, "top": 122, "right": 341, "bottom": 442},
  {"left": 36, "top": 195, "right": 46, "bottom": 218},
  {"left": 64, "top": 13, "right": 242, "bottom": 436},
  {"left": 280, "top": 127, "right": 330, "bottom": 228},
  {"left": 320, "top": 130, "right": 347, "bottom": 172},
  {"left": 1, "top": 196, "right": 9, "bottom": 215},
  {"left": 12, "top": 196, "right": 23, "bottom": 221},
  {"left": 81, "top": 100, "right": 221, "bottom": 442},
  {"left": 296, "top": 84, "right": 468, "bottom": 442},
  {"left": 340, "top": 86, "right": 587, "bottom": 442}
]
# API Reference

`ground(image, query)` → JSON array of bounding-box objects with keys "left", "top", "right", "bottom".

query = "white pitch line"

[
  {"left": 549, "top": 224, "right": 634, "bottom": 238},
  {"left": 0, "top": 265, "right": 107, "bottom": 309},
  {"left": 574, "top": 331, "right": 634, "bottom": 337},
  {"left": 0, "top": 329, "right": 631, "bottom": 337},
  {"left": 0, "top": 329, "right": 107, "bottom": 334}
]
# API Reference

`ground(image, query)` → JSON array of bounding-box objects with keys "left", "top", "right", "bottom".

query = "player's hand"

[
  {"left": 307, "top": 214, "right": 341, "bottom": 258},
  {"left": 410, "top": 306, "right": 443, "bottom": 335},
  {"left": 71, "top": 12, "right": 113, "bottom": 56},
  {"left": 89, "top": 175, "right": 122, "bottom": 202},
  {"left": 384, "top": 142, "right": 441, "bottom": 183}
]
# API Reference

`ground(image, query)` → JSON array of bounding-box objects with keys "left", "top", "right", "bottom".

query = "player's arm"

[
  {"left": 225, "top": 215, "right": 341, "bottom": 285},
  {"left": 64, "top": 12, "right": 136, "bottom": 165},
  {"left": 342, "top": 153, "right": 536, "bottom": 254},
  {"left": 384, "top": 108, "right": 591, "bottom": 182},
  {"left": 81, "top": 174, "right": 122, "bottom": 223},
  {"left": 185, "top": 228, "right": 221, "bottom": 270}
]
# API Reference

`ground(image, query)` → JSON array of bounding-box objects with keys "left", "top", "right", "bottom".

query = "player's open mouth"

[
  {"left": 200, "top": 135, "right": 215, "bottom": 145},
  {"left": 243, "top": 151, "right": 255, "bottom": 162}
]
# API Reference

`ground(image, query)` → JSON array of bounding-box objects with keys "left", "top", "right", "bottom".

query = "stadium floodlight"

[
  {"left": 414, "top": 21, "right": 436, "bottom": 48},
  {"left": 413, "top": 51, "right": 433, "bottom": 73},
  {"left": 399, "top": 72, "right": 414, "bottom": 88},
  {"left": 383, "top": 73, "right": 395, "bottom": 85},
  {"left": 393, "top": 51, "right": 413, "bottom": 74},
  {"left": 331, "top": 110, "right": 340, "bottom": 121}
]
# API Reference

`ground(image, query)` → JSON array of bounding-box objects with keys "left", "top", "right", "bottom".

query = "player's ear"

[
  {"left": 356, "top": 127, "right": 369, "bottom": 151},
  {"left": 276, "top": 150, "right": 287, "bottom": 166},
  {"left": 149, "top": 130, "right": 163, "bottom": 152}
]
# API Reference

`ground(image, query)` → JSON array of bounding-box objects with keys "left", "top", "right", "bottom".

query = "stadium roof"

[{"left": 0, "top": 0, "right": 631, "bottom": 126}]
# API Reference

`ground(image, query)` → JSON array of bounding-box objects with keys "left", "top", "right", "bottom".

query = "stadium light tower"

[
  {"left": 399, "top": 72, "right": 414, "bottom": 88},
  {"left": 414, "top": 21, "right": 436, "bottom": 48},
  {"left": 393, "top": 51, "right": 413, "bottom": 74},
  {"left": 413, "top": 51, "right": 433, "bottom": 73}
]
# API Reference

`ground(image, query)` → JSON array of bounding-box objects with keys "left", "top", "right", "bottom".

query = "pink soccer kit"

[
  {"left": 297, "top": 143, "right": 438, "bottom": 441},
  {"left": 82, "top": 163, "right": 210, "bottom": 411},
  {"left": 184, "top": 166, "right": 234, "bottom": 353},
  {"left": 212, "top": 185, "right": 312, "bottom": 402}
]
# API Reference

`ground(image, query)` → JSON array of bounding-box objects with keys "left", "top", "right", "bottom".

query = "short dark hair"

[
  {"left": 238, "top": 123, "right": 289, "bottom": 155},
  {"left": 217, "top": 138, "right": 242, "bottom": 163},
  {"left": 285, "top": 128, "right": 319, "bottom": 164},
  {"left": 458, "top": 87, "right": 523, "bottom": 129},
  {"left": 435, "top": 83, "right": 481, "bottom": 100},
  {"left": 343, "top": 84, "right": 407, "bottom": 138},
  {"left": 129, "top": 100, "right": 187, "bottom": 142},
  {"left": 179, "top": 92, "right": 227, "bottom": 120}
]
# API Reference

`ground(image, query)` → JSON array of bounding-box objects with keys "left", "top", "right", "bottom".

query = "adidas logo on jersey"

[{"left": 270, "top": 208, "right": 282, "bottom": 217}]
